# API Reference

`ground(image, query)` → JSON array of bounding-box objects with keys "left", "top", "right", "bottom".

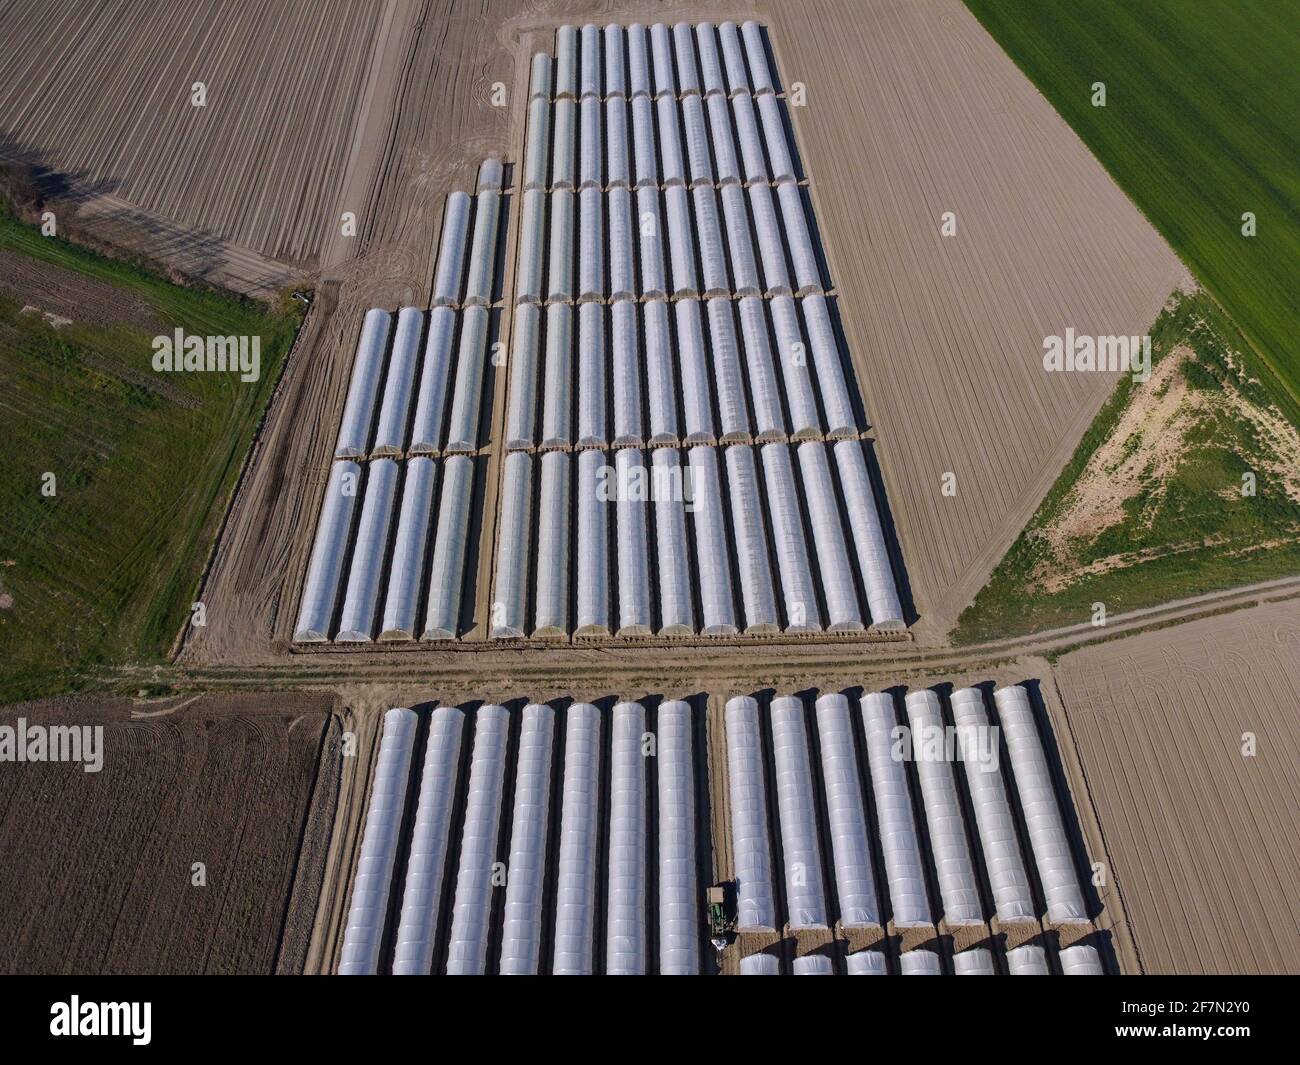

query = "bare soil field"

[
  {"left": 0, "top": 692, "right": 341, "bottom": 974},
  {"left": 0, "top": 248, "right": 160, "bottom": 332},
  {"left": 1050, "top": 597, "right": 1300, "bottom": 974}
]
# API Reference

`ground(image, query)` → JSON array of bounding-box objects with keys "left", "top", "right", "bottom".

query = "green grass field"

[
  {"left": 955, "top": 290, "right": 1300, "bottom": 642},
  {"left": 0, "top": 212, "right": 302, "bottom": 701},
  {"left": 966, "top": 0, "right": 1300, "bottom": 407}
]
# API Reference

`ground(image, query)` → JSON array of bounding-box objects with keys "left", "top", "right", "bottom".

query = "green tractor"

[{"left": 706, "top": 884, "right": 735, "bottom": 954}]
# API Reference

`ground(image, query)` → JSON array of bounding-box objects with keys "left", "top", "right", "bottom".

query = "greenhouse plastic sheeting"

[
  {"left": 555, "top": 26, "right": 578, "bottom": 99},
  {"left": 739, "top": 953, "right": 779, "bottom": 975},
  {"left": 463, "top": 167, "right": 502, "bottom": 306},
  {"left": 547, "top": 188, "right": 575, "bottom": 301},
  {"left": 505, "top": 303, "right": 541, "bottom": 449},
  {"left": 756, "top": 92, "right": 796, "bottom": 182},
  {"left": 338, "top": 708, "right": 418, "bottom": 974},
  {"left": 515, "top": 188, "right": 547, "bottom": 304},
  {"left": 523, "top": 95, "right": 551, "bottom": 192},
  {"left": 1059, "top": 943, "right": 1104, "bottom": 975},
  {"left": 490, "top": 452, "right": 532, "bottom": 638},
  {"left": 793, "top": 955, "right": 834, "bottom": 975},
  {"left": 814, "top": 693, "right": 880, "bottom": 927},
  {"left": 797, "top": 442, "right": 864, "bottom": 630},
  {"left": 664, "top": 184, "right": 698, "bottom": 296},
  {"left": 579, "top": 23, "right": 600, "bottom": 99},
  {"left": 747, "top": 182, "right": 791, "bottom": 295},
  {"left": 900, "top": 949, "right": 943, "bottom": 975},
  {"left": 721, "top": 183, "right": 761, "bottom": 295},
  {"left": 552, "top": 98, "right": 576, "bottom": 189},
  {"left": 294, "top": 460, "right": 361, "bottom": 641},
  {"left": 718, "top": 21, "right": 750, "bottom": 95},
  {"left": 445, "top": 705, "right": 510, "bottom": 974},
  {"left": 769, "top": 296, "right": 819, "bottom": 436},
  {"left": 553, "top": 703, "right": 602, "bottom": 974},
  {"left": 649, "top": 22, "right": 676, "bottom": 99},
  {"left": 392, "top": 707, "right": 465, "bottom": 974},
  {"left": 706, "top": 297, "right": 751, "bottom": 440},
  {"left": 409, "top": 306, "right": 457, "bottom": 453},
  {"left": 846, "top": 950, "right": 888, "bottom": 975},
  {"left": 954, "top": 948, "right": 997, "bottom": 976},
  {"left": 741, "top": 21, "right": 775, "bottom": 95},
  {"left": 575, "top": 449, "right": 610, "bottom": 635},
  {"left": 605, "top": 95, "right": 630, "bottom": 188},
  {"left": 371, "top": 306, "right": 423, "bottom": 454},
  {"left": 611, "top": 300, "right": 643, "bottom": 444},
  {"left": 770, "top": 696, "right": 829, "bottom": 928},
  {"left": 760, "top": 444, "right": 821, "bottom": 631},
  {"left": 533, "top": 451, "right": 571, "bottom": 636},
  {"left": 334, "top": 308, "right": 391, "bottom": 458},
  {"left": 676, "top": 300, "right": 716, "bottom": 442},
  {"left": 579, "top": 95, "right": 602, "bottom": 190},
  {"left": 604, "top": 24, "right": 626, "bottom": 97},
  {"left": 738, "top": 296, "right": 786, "bottom": 439},
  {"left": 776, "top": 182, "right": 822, "bottom": 293},
  {"left": 635, "top": 185, "right": 667, "bottom": 297},
  {"left": 832, "top": 440, "right": 905, "bottom": 627},
  {"left": 695, "top": 22, "right": 725, "bottom": 98},
  {"left": 652, "top": 448, "right": 694, "bottom": 633},
  {"left": 681, "top": 94, "right": 713, "bottom": 187},
  {"left": 657, "top": 699, "right": 698, "bottom": 973},
  {"left": 801, "top": 294, "right": 855, "bottom": 436},
  {"left": 431, "top": 193, "right": 471, "bottom": 306},
  {"left": 379, "top": 456, "right": 438, "bottom": 640},
  {"left": 541, "top": 303, "right": 573, "bottom": 447},
  {"left": 578, "top": 186, "right": 605, "bottom": 301},
  {"left": 498, "top": 704, "right": 557, "bottom": 974},
  {"left": 1007, "top": 942, "right": 1050, "bottom": 975},
  {"left": 688, "top": 446, "right": 737, "bottom": 634},
  {"left": 606, "top": 702, "right": 647, "bottom": 974},
  {"left": 615, "top": 449, "right": 652, "bottom": 634},
  {"left": 724, "top": 446, "right": 778, "bottom": 632},
  {"left": 706, "top": 91, "right": 742, "bottom": 186},
  {"left": 443, "top": 304, "right": 490, "bottom": 452},
  {"left": 725, "top": 696, "right": 777, "bottom": 930},
  {"left": 693, "top": 185, "right": 729, "bottom": 297},
  {"left": 731, "top": 91, "right": 767, "bottom": 184},
  {"left": 672, "top": 21, "right": 701, "bottom": 96},
  {"left": 643, "top": 299, "right": 679, "bottom": 442},
  {"left": 421, "top": 454, "right": 474, "bottom": 639},
  {"left": 336, "top": 458, "right": 399, "bottom": 642},
  {"left": 627, "top": 23, "right": 651, "bottom": 100},
  {"left": 656, "top": 93, "right": 686, "bottom": 186},
  {"left": 576, "top": 301, "right": 607, "bottom": 445},
  {"left": 631, "top": 94, "right": 659, "bottom": 188},
  {"left": 607, "top": 187, "right": 636, "bottom": 302}
]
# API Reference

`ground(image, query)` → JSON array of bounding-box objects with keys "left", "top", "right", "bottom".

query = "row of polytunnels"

[{"left": 335, "top": 682, "right": 1107, "bottom": 975}]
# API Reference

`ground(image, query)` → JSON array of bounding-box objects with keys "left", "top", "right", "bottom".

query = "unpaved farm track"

[{"left": 0, "top": 692, "right": 340, "bottom": 974}]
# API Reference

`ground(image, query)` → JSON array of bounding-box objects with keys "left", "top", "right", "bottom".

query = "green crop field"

[
  {"left": 0, "top": 212, "right": 303, "bottom": 701},
  {"left": 966, "top": 0, "right": 1300, "bottom": 408}
]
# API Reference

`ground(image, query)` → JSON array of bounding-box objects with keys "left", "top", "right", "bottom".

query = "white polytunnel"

[
  {"left": 740, "top": 953, "right": 780, "bottom": 975},
  {"left": 1006, "top": 942, "right": 1051, "bottom": 975},
  {"left": 579, "top": 95, "right": 602, "bottom": 190},
  {"left": 652, "top": 448, "right": 695, "bottom": 634},
  {"left": 760, "top": 444, "right": 822, "bottom": 632},
  {"left": 631, "top": 94, "right": 659, "bottom": 188},
  {"left": 551, "top": 97, "right": 576, "bottom": 189},
  {"left": 1059, "top": 943, "right": 1105, "bottom": 975},
  {"left": 431, "top": 192, "right": 471, "bottom": 307},
  {"left": 421, "top": 453, "right": 475, "bottom": 639},
  {"left": 832, "top": 440, "right": 905, "bottom": 628},
  {"left": 533, "top": 451, "right": 570, "bottom": 637},
  {"left": 993, "top": 684, "right": 1091, "bottom": 925},
  {"left": 334, "top": 308, "right": 391, "bottom": 458},
  {"left": 673, "top": 21, "right": 701, "bottom": 96},
  {"left": 688, "top": 446, "right": 738, "bottom": 634},
  {"left": 490, "top": 451, "right": 531, "bottom": 638},
  {"left": 954, "top": 948, "right": 997, "bottom": 976},
  {"left": 756, "top": 92, "right": 796, "bottom": 183},
  {"left": 378, "top": 456, "right": 438, "bottom": 640},
  {"left": 443, "top": 304, "right": 490, "bottom": 452},
  {"left": 529, "top": 51, "right": 552, "bottom": 102},
  {"left": 740, "top": 20, "right": 775, "bottom": 95},
  {"left": 664, "top": 184, "right": 698, "bottom": 297},
  {"left": 738, "top": 296, "right": 786, "bottom": 440},
  {"left": 650, "top": 22, "right": 676, "bottom": 99},
  {"left": 846, "top": 950, "right": 889, "bottom": 975},
  {"left": 336, "top": 458, "right": 399, "bottom": 642},
  {"left": 576, "top": 449, "right": 611, "bottom": 636},
  {"left": 675, "top": 299, "right": 716, "bottom": 443},
  {"left": 541, "top": 303, "right": 573, "bottom": 448},
  {"left": 554, "top": 25, "right": 578, "bottom": 99},
  {"left": 706, "top": 91, "right": 742, "bottom": 186},
  {"left": 409, "top": 305, "right": 456, "bottom": 453},
  {"left": 523, "top": 95, "right": 551, "bottom": 192},
  {"left": 656, "top": 93, "right": 686, "bottom": 187},
  {"left": 579, "top": 23, "right": 600, "bottom": 99},
  {"left": 338, "top": 707, "right": 418, "bottom": 974},
  {"left": 770, "top": 695, "right": 830, "bottom": 928},
  {"left": 606, "top": 701, "right": 647, "bottom": 974},
  {"left": 776, "top": 182, "right": 822, "bottom": 293},
  {"left": 949, "top": 687, "right": 1037, "bottom": 923},
  {"left": 793, "top": 955, "right": 834, "bottom": 976},
  {"left": 902, "top": 689, "right": 984, "bottom": 926},
  {"left": 643, "top": 298, "right": 679, "bottom": 443},
  {"left": 721, "top": 183, "right": 761, "bottom": 296},
  {"left": 578, "top": 186, "right": 605, "bottom": 301},
  {"left": 900, "top": 949, "right": 944, "bottom": 975},
  {"left": 547, "top": 188, "right": 575, "bottom": 302},
  {"left": 769, "top": 296, "right": 820, "bottom": 436},
  {"left": 731, "top": 91, "right": 768, "bottom": 185},
  {"left": 611, "top": 300, "right": 643, "bottom": 445},
  {"left": 553, "top": 703, "right": 602, "bottom": 974},
  {"left": 605, "top": 96, "right": 630, "bottom": 188},
  {"left": 657, "top": 699, "right": 698, "bottom": 974},
  {"left": 463, "top": 163, "right": 501, "bottom": 306},
  {"left": 724, "top": 696, "right": 777, "bottom": 930},
  {"left": 860, "top": 692, "right": 933, "bottom": 928},
  {"left": 294, "top": 459, "right": 361, "bottom": 642},
  {"left": 604, "top": 23, "right": 626, "bottom": 97},
  {"left": 577, "top": 301, "right": 607, "bottom": 446},
  {"left": 371, "top": 307, "right": 423, "bottom": 454},
  {"left": 706, "top": 298, "right": 751, "bottom": 441},
  {"left": 814, "top": 693, "right": 881, "bottom": 927},
  {"left": 608, "top": 187, "right": 636, "bottom": 302},
  {"left": 724, "top": 446, "right": 778, "bottom": 633},
  {"left": 635, "top": 185, "right": 667, "bottom": 297},
  {"left": 681, "top": 94, "right": 714, "bottom": 187},
  {"left": 718, "top": 21, "right": 750, "bottom": 95},
  {"left": 505, "top": 303, "right": 540, "bottom": 449},
  {"left": 515, "top": 187, "right": 546, "bottom": 305},
  {"left": 801, "top": 294, "right": 856, "bottom": 437},
  {"left": 747, "top": 182, "right": 791, "bottom": 295},
  {"left": 498, "top": 703, "right": 557, "bottom": 975},
  {"left": 627, "top": 22, "right": 651, "bottom": 99},
  {"left": 615, "top": 448, "right": 652, "bottom": 635},
  {"left": 445, "top": 705, "right": 510, "bottom": 974},
  {"left": 797, "top": 442, "right": 864, "bottom": 631},
  {"left": 695, "top": 22, "right": 726, "bottom": 97},
  {"left": 694, "top": 185, "right": 729, "bottom": 297},
  {"left": 392, "top": 706, "right": 465, "bottom": 974}
]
